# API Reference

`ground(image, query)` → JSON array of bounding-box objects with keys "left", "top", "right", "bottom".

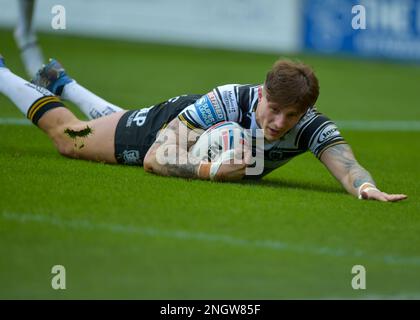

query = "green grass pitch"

[{"left": 0, "top": 28, "right": 419, "bottom": 299}]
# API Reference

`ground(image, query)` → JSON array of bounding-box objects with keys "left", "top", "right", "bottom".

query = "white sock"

[
  {"left": 0, "top": 68, "right": 52, "bottom": 115},
  {"left": 61, "top": 81, "right": 124, "bottom": 119},
  {"left": 14, "top": 0, "right": 44, "bottom": 78},
  {"left": 0, "top": 67, "right": 63, "bottom": 125}
]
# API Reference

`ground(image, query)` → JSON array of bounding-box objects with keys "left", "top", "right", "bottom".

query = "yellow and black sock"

[{"left": 27, "top": 96, "right": 65, "bottom": 125}]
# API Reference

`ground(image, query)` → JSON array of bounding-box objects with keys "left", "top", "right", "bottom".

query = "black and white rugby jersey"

[{"left": 178, "top": 84, "right": 347, "bottom": 178}]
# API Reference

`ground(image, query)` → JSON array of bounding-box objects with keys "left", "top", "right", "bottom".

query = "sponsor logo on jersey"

[
  {"left": 318, "top": 123, "right": 340, "bottom": 143},
  {"left": 208, "top": 92, "right": 224, "bottom": 121},
  {"left": 194, "top": 96, "right": 219, "bottom": 126},
  {"left": 222, "top": 90, "right": 237, "bottom": 114}
]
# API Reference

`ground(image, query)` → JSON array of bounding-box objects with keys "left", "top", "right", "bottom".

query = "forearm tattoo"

[
  {"left": 164, "top": 163, "right": 199, "bottom": 179},
  {"left": 148, "top": 120, "right": 202, "bottom": 178},
  {"left": 326, "top": 144, "right": 375, "bottom": 189}
]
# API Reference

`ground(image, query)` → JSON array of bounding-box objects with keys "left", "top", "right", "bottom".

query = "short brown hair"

[{"left": 264, "top": 59, "right": 320, "bottom": 113}]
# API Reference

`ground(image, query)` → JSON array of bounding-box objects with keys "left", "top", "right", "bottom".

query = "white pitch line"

[
  {"left": 0, "top": 118, "right": 31, "bottom": 125},
  {"left": 336, "top": 120, "right": 420, "bottom": 131},
  {"left": 2, "top": 211, "right": 420, "bottom": 267},
  {"left": 1, "top": 117, "right": 420, "bottom": 131}
]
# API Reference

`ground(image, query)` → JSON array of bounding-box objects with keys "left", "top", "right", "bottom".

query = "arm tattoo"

[
  {"left": 351, "top": 166, "right": 375, "bottom": 189},
  {"left": 147, "top": 119, "right": 203, "bottom": 179},
  {"left": 325, "top": 144, "right": 375, "bottom": 189},
  {"left": 164, "top": 163, "right": 199, "bottom": 179}
]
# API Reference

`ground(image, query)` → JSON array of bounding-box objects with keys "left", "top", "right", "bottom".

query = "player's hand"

[
  {"left": 197, "top": 159, "right": 247, "bottom": 181},
  {"left": 197, "top": 143, "right": 252, "bottom": 181},
  {"left": 213, "top": 161, "right": 248, "bottom": 181},
  {"left": 213, "top": 143, "right": 252, "bottom": 181},
  {"left": 360, "top": 189, "right": 408, "bottom": 202}
]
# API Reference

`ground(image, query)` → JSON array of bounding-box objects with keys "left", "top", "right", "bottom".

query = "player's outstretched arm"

[
  {"left": 320, "top": 143, "right": 408, "bottom": 202},
  {"left": 143, "top": 118, "right": 247, "bottom": 181}
]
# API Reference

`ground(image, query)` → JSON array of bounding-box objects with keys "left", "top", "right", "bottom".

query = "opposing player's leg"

[
  {"left": 14, "top": 0, "right": 44, "bottom": 78},
  {"left": 32, "top": 59, "right": 124, "bottom": 119},
  {"left": 0, "top": 55, "right": 123, "bottom": 164}
]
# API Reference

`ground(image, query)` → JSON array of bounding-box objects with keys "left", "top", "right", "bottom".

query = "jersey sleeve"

[
  {"left": 296, "top": 114, "right": 347, "bottom": 158},
  {"left": 177, "top": 84, "right": 241, "bottom": 130}
]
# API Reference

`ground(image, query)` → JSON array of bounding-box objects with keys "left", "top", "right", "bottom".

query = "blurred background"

[
  {"left": 1, "top": 0, "right": 419, "bottom": 62},
  {"left": 1, "top": 0, "right": 419, "bottom": 299}
]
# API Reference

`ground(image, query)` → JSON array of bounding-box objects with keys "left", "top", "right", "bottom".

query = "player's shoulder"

[
  {"left": 176, "top": 84, "right": 259, "bottom": 130},
  {"left": 294, "top": 106, "right": 345, "bottom": 155},
  {"left": 214, "top": 83, "right": 259, "bottom": 99},
  {"left": 295, "top": 106, "right": 323, "bottom": 129},
  {"left": 211, "top": 84, "right": 241, "bottom": 110},
  {"left": 212, "top": 83, "right": 259, "bottom": 115},
  {"left": 215, "top": 83, "right": 255, "bottom": 91}
]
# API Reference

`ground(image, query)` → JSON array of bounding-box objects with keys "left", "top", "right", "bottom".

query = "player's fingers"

[
  {"left": 385, "top": 194, "right": 408, "bottom": 202},
  {"left": 363, "top": 190, "right": 408, "bottom": 202},
  {"left": 243, "top": 143, "right": 253, "bottom": 164},
  {"left": 362, "top": 190, "right": 388, "bottom": 201},
  {"left": 225, "top": 160, "right": 248, "bottom": 170},
  {"left": 375, "top": 194, "right": 389, "bottom": 202},
  {"left": 216, "top": 163, "right": 246, "bottom": 181},
  {"left": 228, "top": 146, "right": 247, "bottom": 164},
  {"left": 243, "top": 147, "right": 253, "bottom": 165},
  {"left": 219, "top": 169, "right": 246, "bottom": 181}
]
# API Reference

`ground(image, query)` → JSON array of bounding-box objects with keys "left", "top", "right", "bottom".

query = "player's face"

[{"left": 256, "top": 92, "right": 304, "bottom": 142}]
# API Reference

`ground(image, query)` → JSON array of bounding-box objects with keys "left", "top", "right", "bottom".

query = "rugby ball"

[{"left": 190, "top": 121, "right": 250, "bottom": 163}]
